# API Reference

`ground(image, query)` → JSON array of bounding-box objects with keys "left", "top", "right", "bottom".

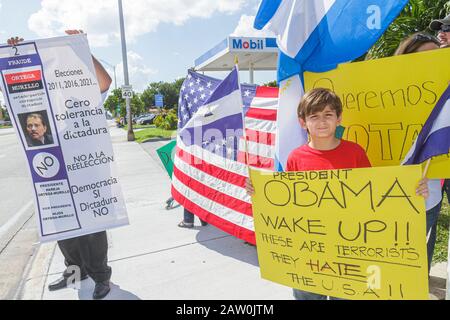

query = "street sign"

[
  {"left": 155, "top": 94, "right": 164, "bottom": 108},
  {"left": 122, "top": 85, "right": 133, "bottom": 99}
]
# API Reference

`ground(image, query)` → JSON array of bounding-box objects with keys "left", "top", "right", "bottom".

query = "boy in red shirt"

[
  {"left": 246, "top": 88, "right": 429, "bottom": 300},
  {"left": 285, "top": 88, "right": 371, "bottom": 172}
]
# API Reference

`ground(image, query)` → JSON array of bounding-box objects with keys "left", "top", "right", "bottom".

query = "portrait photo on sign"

[{"left": 18, "top": 111, "right": 55, "bottom": 148}]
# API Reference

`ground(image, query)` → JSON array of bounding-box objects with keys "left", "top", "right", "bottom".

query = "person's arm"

[
  {"left": 91, "top": 55, "right": 112, "bottom": 93},
  {"left": 65, "top": 30, "right": 112, "bottom": 93}
]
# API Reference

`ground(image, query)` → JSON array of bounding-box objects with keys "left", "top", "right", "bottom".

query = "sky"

[{"left": 0, "top": 0, "right": 277, "bottom": 97}]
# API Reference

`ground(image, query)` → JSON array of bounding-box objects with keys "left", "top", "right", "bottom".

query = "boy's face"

[{"left": 299, "top": 105, "right": 341, "bottom": 139}]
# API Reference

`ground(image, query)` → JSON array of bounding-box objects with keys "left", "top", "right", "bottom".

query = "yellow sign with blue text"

[
  {"left": 304, "top": 48, "right": 450, "bottom": 178},
  {"left": 250, "top": 165, "right": 428, "bottom": 300}
]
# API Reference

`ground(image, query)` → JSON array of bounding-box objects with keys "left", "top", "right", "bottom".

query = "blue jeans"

[
  {"left": 426, "top": 203, "right": 442, "bottom": 272},
  {"left": 443, "top": 179, "right": 450, "bottom": 203},
  {"left": 293, "top": 288, "right": 345, "bottom": 300},
  {"left": 184, "top": 208, "right": 207, "bottom": 225}
]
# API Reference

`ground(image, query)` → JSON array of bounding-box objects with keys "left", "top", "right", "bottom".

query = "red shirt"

[{"left": 286, "top": 140, "right": 371, "bottom": 171}]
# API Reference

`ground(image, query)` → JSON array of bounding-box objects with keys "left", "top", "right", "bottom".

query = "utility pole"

[{"left": 118, "top": 0, "right": 134, "bottom": 141}]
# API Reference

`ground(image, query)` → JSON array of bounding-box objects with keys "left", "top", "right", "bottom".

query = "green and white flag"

[{"left": 156, "top": 140, "right": 176, "bottom": 178}]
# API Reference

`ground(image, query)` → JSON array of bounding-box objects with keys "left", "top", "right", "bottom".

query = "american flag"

[
  {"left": 238, "top": 86, "right": 278, "bottom": 170},
  {"left": 172, "top": 69, "right": 278, "bottom": 244}
]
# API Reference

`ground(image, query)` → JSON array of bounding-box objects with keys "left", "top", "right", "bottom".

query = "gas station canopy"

[{"left": 194, "top": 36, "right": 278, "bottom": 72}]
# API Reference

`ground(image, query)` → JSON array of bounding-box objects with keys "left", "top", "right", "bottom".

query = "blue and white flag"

[
  {"left": 402, "top": 85, "right": 450, "bottom": 165},
  {"left": 178, "top": 67, "right": 244, "bottom": 160},
  {"left": 254, "top": 0, "right": 408, "bottom": 170},
  {"left": 178, "top": 70, "right": 256, "bottom": 130}
]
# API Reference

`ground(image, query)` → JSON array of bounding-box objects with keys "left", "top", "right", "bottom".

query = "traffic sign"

[
  {"left": 122, "top": 85, "right": 133, "bottom": 99},
  {"left": 155, "top": 94, "right": 164, "bottom": 108}
]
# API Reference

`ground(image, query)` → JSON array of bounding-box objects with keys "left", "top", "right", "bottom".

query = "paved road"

[
  {"left": 0, "top": 130, "right": 37, "bottom": 299},
  {"left": 0, "top": 132, "right": 34, "bottom": 231}
]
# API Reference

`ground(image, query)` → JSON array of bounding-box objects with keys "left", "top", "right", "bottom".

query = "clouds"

[
  {"left": 231, "top": 14, "right": 275, "bottom": 38},
  {"left": 28, "top": 0, "right": 247, "bottom": 47},
  {"left": 115, "top": 51, "right": 158, "bottom": 92}
]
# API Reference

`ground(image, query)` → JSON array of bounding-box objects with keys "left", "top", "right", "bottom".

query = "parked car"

[
  {"left": 133, "top": 113, "right": 152, "bottom": 124},
  {"left": 137, "top": 114, "right": 156, "bottom": 125},
  {"left": 0, "top": 120, "right": 12, "bottom": 126}
]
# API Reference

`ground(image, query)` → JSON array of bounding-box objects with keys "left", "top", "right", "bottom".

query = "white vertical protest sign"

[{"left": 0, "top": 34, "right": 129, "bottom": 242}]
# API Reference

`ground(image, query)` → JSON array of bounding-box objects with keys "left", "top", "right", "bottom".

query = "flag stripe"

[
  {"left": 246, "top": 108, "right": 277, "bottom": 121},
  {"left": 172, "top": 185, "right": 256, "bottom": 244},
  {"left": 176, "top": 147, "right": 248, "bottom": 189},
  {"left": 173, "top": 166, "right": 252, "bottom": 215},
  {"left": 171, "top": 176, "right": 254, "bottom": 230},
  {"left": 245, "top": 128, "right": 275, "bottom": 146},
  {"left": 237, "top": 152, "right": 275, "bottom": 170},
  {"left": 177, "top": 137, "right": 248, "bottom": 177},
  {"left": 240, "top": 139, "right": 275, "bottom": 159},
  {"left": 245, "top": 117, "right": 277, "bottom": 134},
  {"left": 174, "top": 151, "right": 251, "bottom": 204},
  {"left": 255, "top": 86, "right": 279, "bottom": 98},
  {"left": 250, "top": 97, "right": 279, "bottom": 109}
]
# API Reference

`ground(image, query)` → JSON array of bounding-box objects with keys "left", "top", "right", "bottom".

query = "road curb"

[
  {"left": 0, "top": 202, "right": 34, "bottom": 252},
  {"left": 16, "top": 242, "right": 57, "bottom": 300}
]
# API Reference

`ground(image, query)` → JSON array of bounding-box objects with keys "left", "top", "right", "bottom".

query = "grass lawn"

[
  {"left": 0, "top": 125, "right": 12, "bottom": 129},
  {"left": 433, "top": 192, "right": 449, "bottom": 263},
  {"left": 132, "top": 127, "right": 176, "bottom": 143},
  {"left": 132, "top": 124, "right": 156, "bottom": 130}
]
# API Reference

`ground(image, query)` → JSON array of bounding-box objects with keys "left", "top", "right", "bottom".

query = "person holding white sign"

[{"left": 7, "top": 30, "right": 114, "bottom": 300}]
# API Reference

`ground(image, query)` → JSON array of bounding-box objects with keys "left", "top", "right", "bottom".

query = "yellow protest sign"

[
  {"left": 304, "top": 48, "right": 450, "bottom": 178},
  {"left": 250, "top": 165, "right": 428, "bottom": 300}
]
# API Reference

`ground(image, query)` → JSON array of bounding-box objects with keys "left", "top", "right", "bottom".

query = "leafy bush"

[
  {"left": 154, "top": 109, "right": 178, "bottom": 130},
  {"left": 153, "top": 114, "right": 165, "bottom": 128},
  {"left": 163, "top": 109, "right": 178, "bottom": 130}
]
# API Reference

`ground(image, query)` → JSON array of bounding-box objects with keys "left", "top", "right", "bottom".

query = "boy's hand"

[
  {"left": 416, "top": 178, "right": 429, "bottom": 199},
  {"left": 7, "top": 37, "right": 24, "bottom": 46},
  {"left": 245, "top": 178, "right": 255, "bottom": 196}
]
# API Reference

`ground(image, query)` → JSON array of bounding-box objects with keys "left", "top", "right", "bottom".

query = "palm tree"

[{"left": 366, "top": 0, "right": 450, "bottom": 59}]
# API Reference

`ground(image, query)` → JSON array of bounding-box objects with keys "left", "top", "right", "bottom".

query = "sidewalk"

[
  {"left": 18, "top": 124, "right": 291, "bottom": 300},
  {"left": 17, "top": 124, "right": 448, "bottom": 300}
]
